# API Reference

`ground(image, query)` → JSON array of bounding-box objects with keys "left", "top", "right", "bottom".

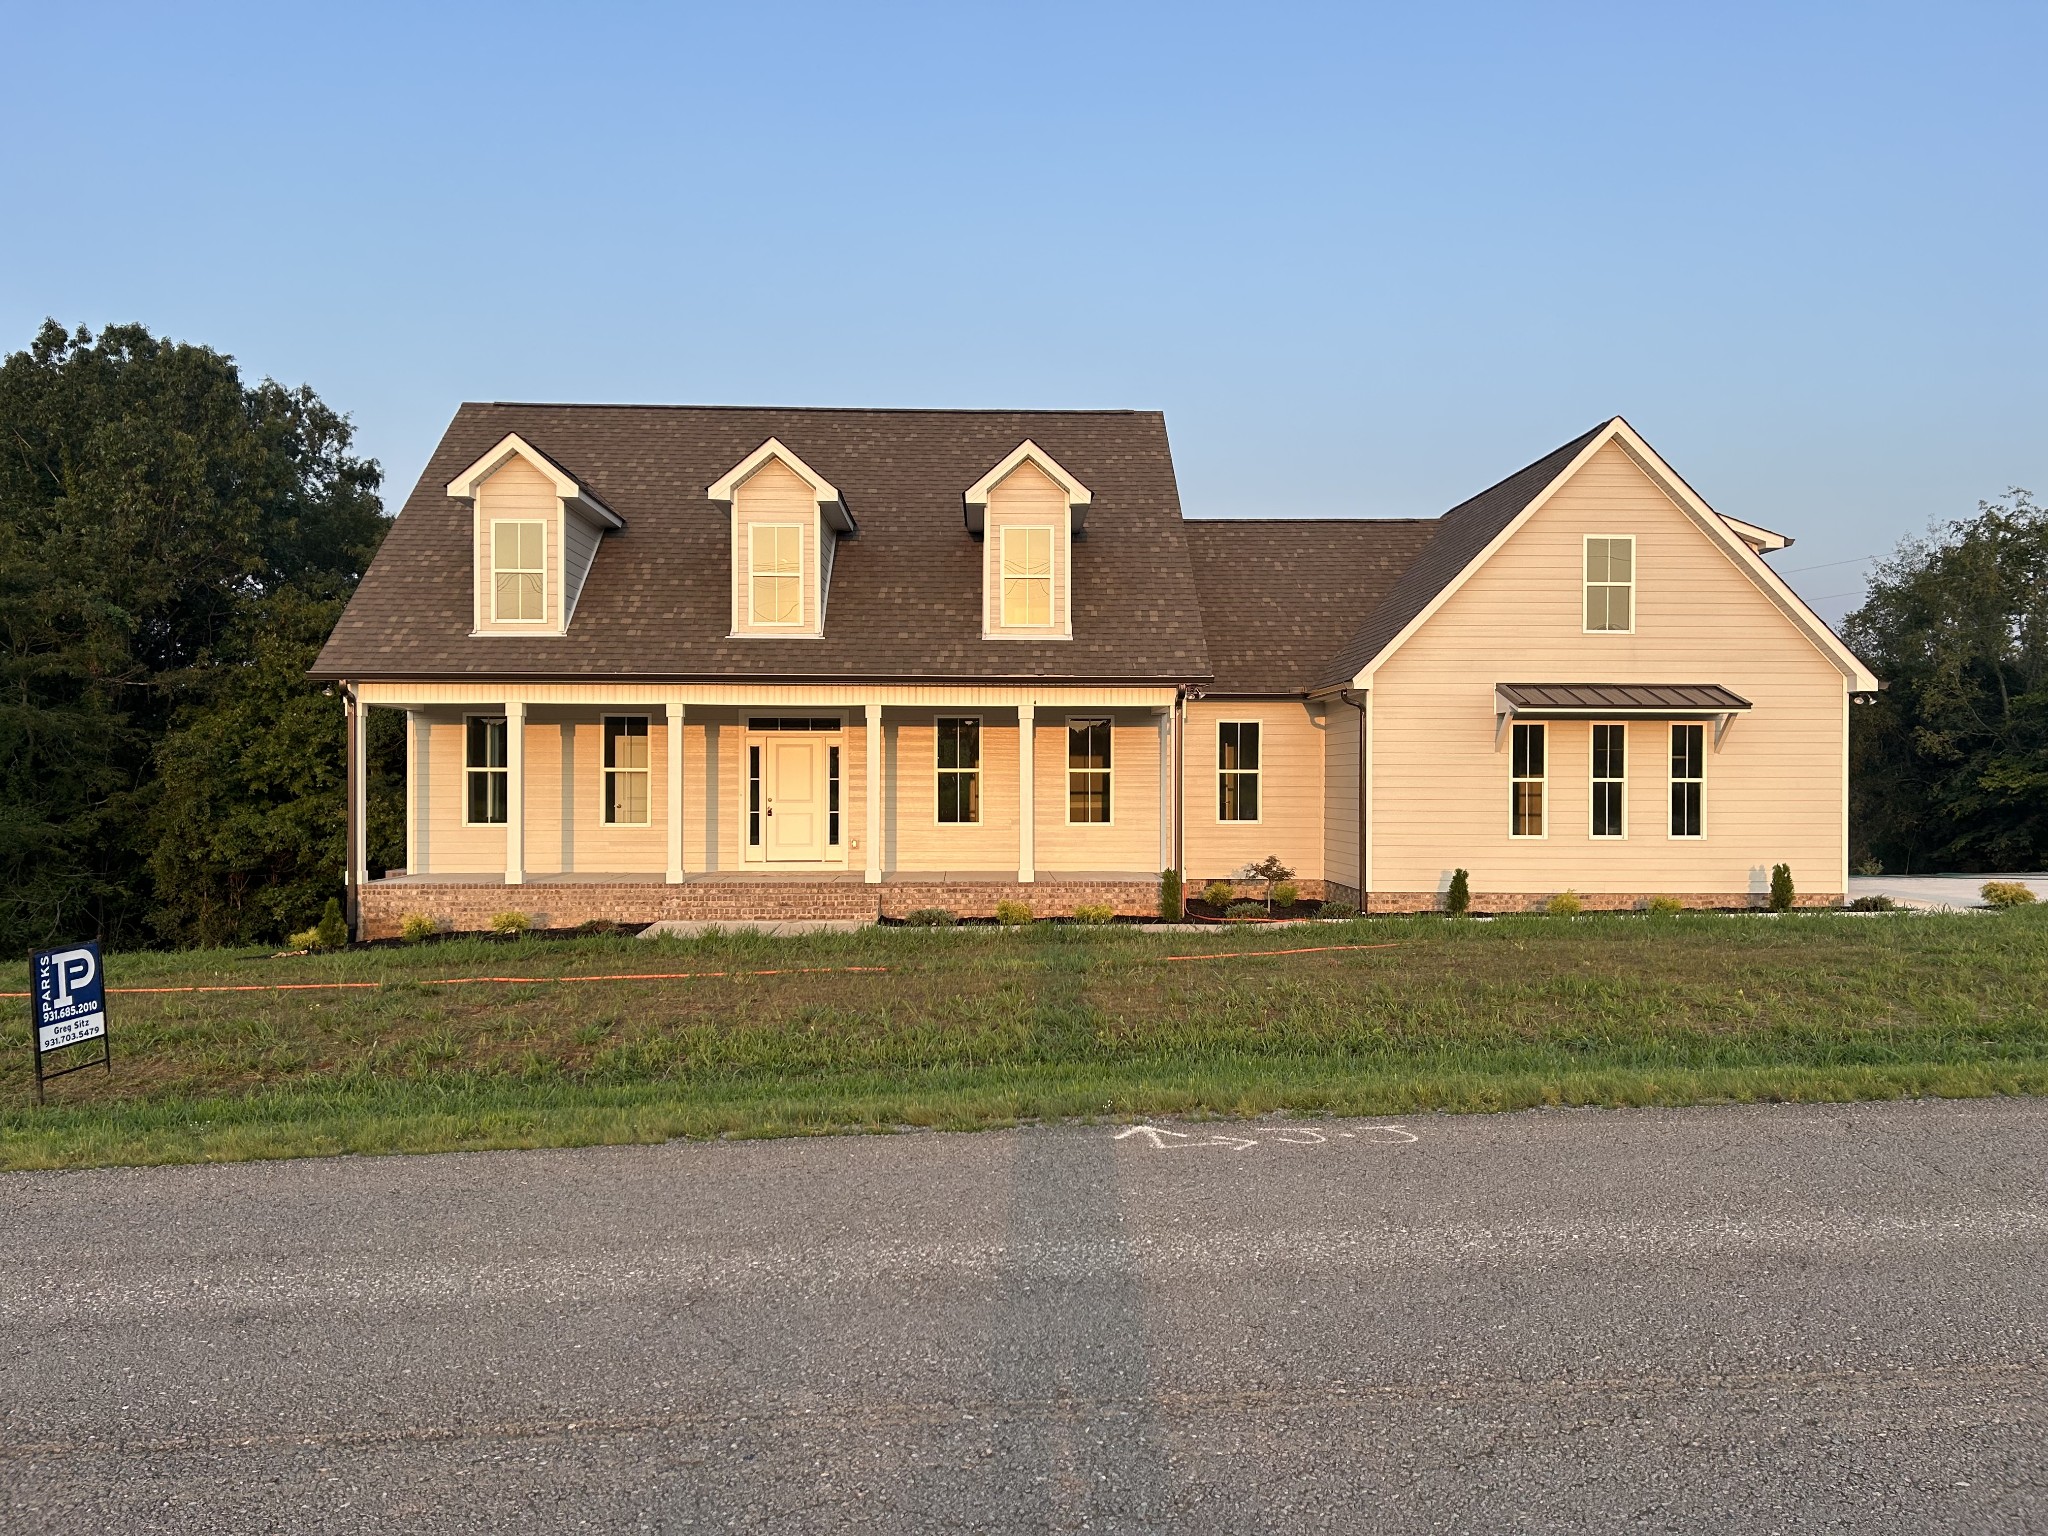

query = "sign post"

[{"left": 30, "top": 940, "right": 111, "bottom": 1104}]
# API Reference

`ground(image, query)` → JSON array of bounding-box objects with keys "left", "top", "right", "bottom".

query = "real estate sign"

[{"left": 30, "top": 940, "right": 111, "bottom": 1101}]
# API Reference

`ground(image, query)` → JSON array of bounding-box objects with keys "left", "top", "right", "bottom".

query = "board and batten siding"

[
  {"left": 982, "top": 462, "right": 1071, "bottom": 638},
  {"left": 730, "top": 459, "right": 822, "bottom": 636},
  {"left": 472, "top": 455, "right": 559, "bottom": 634},
  {"left": 1181, "top": 699, "right": 1327, "bottom": 884},
  {"left": 1368, "top": 439, "right": 1850, "bottom": 901}
]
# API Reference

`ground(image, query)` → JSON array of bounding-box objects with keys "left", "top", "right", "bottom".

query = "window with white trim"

[
  {"left": 1068, "top": 718, "right": 1111, "bottom": 824},
  {"left": 603, "top": 716, "right": 650, "bottom": 825},
  {"left": 1591, "top": 724, "right": 1626, "bottom": 838},
  {"left": 465, "top": 716, "right": 509, "bottom": 825},
  {"left": 491, "top": 521, "right": 546, "bottom": 623},
  {"left": 1510, "top": 722, "right": 1545, "bottom": 837},
  {"left": 1217, "top": 721, "right": 1260, "bottom": 822},
  {"left": 828, "top": 745, "right": 841, "bottom": 847},
  {"left": 749, "top": 525, "right": 803, "bottom": 626},
  {"left": 1670, "top": 723, "right": 1704, "bottom": 838},
  {"left": 1584, "top": 536, "right": 1634, "bottom": 632},
  {"left": 936, "top": 717, "right": 981, "bottom": 824},
  {"left": 747, "top": 744, "right": 762, "bottom": 847},
  {"left": 1001, "top": 526, "right": 1055, "bottom": 628}
]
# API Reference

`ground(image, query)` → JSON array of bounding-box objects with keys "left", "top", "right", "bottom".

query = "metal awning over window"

[{"left": 1494, "top": 683, "right": 1752, "bottom": 748}]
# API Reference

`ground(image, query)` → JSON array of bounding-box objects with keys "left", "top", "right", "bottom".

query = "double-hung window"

[
  {"left": 1068, "top": 718, "right": 1111, "bottom": 824},
  {"left": 1217, "top": 721, "right": 1260, "bottom": 822},
  {"left": 749, "top": 525, "right": 803, "bottom": 626},
  {"left": 1584, "top": 536, "right": 1634, "bottom": 632},
  {"left": 1510, "top": 723, "right": 1546, "bottom": 837},
  {"left": 936, "top": 717, "right": 981, "bottom": 824},
  {"left": 1001, "top": 526, "right": 1054, "bottom": 628},
  {"left": 1591, "top": 724, "right": 1626, "bottom": 838},
  {"left": 1670, "top": 724, "right": 1704, "bottom": 838},
  {"left": 465, "top": 715, "right": 509, "bottom": 825},
  {"left": 492, "top": 521, "right": 546, "bottom": 623},
  {"left": 603, "top": 716, "right": 650, "bottom": 825}
]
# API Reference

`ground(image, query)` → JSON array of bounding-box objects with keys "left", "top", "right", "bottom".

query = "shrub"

[
  {"left": 1072, "top": 903, "right": 1115, "bottom": 925},
  {"left": 1981, "top": 881, "right": 2038, "bottom": 908},
  {"left": 902, "top": 907, "right": 956, "bottom": 927},
  {"left": 1854, "top": 855, "right": 1885, "bottom": 877},
  {"left": 313, "top": 897, "right": 348, "bottom": 950},
  {"left": 573, "top": 918, "right": 624, "bottom": 936},
  {"left": 1769, "top": 863, "right": 1795, "bottom": 912},
  {"left": 1158, "top": 868, "right": 1183, "bottom": 920},
  {"left": 1645, "top": 896, "right": 1684, "bottom": 916},
  {"left": 1203, "top": 880, "right": 1235, "bottom": 909},
  {"left": 1271, "top": 881, "right": 1298, "bottom": 909},
  {"left": 994, "top": 899, "right": 1033, "bottom": 927},
  {"left": 1224, "top": 900, "right": 1265, "bottom": 919},
  {"left": 1546, "top": 890, "right": 1582, "bottom": 917},
  {"left": 399, "top": 913, "right": 438, "bottom": 944},
  {"left": 1446, "top": 868, "right": 1470, "bottom": 916},
  {"left": 286, "top": 925, "right": 322, "bottom": 951},
  {"left": 1848, "top": 894, "right": 1898, "bottom": 911},
  {"left": 1319, "top": 900, "right": 1359, "bottom": 921},
  {"left": 1240, "top": 855, "right": 1295, "bottom": 912},
  {"left": 490, "top": 910, "right": 533, "bottom": 935}
]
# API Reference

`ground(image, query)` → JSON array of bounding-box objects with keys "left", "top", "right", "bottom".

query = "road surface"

[{"left": 5, "top": 1098, "right": 2046, "bottom": 1532}]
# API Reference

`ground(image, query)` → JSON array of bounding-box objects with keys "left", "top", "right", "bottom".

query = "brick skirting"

[{"left": 1364, "top": 891, "right": 1845, "bottom": 914}]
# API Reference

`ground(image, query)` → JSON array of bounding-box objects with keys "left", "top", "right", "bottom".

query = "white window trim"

[
  {"left": 1582, "top": 533, "right": 1637, "bottom": 635},
  {"left": 488, "top": 518, "right": 551, "bottom": 627},
  {"left": 1590, "top": 722, "right": 1628, "bottom": 840},
  {"left": 1669, "top": 722, "right": 1706, "bottom": 841},
  {"left": 1509, "top": 721, "right": 1547, "bottom": 840},
  {"left": 739, "top": 718, "right": 850, "bottom": 868},
  {"left": 1217, "top": 719, "right": 1262, "bottom": 824},
  {"left": 600, "top": 715, "right": 653, "bottom": 828},
  {"left": 1066, "top": 716, "right": 1115, "bottom": 826},
  {"left": 934, "top": 715, "right": 983, "bottom": 827},
  {"left": 997, "top": 525, "right": 1058, "bottom": 632},
  {"left": 746, "top": 522, "right": 807, "bottom": 630},
  {"left": 462, "top": 713, "right": 510, "bottom": 828}
]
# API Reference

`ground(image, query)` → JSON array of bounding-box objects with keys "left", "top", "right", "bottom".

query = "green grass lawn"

[{"left": 5, "top": 908, "right": 2047, "bottom": 1169}]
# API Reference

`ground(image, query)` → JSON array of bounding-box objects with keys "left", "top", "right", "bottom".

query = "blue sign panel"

[{"left": 33, "top": 940, "right": 107, "bottom": 1054}]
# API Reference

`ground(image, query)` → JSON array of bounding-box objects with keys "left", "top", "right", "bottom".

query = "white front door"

[{"left": 765, "top": 736, "right": 827, "bottom": 861}]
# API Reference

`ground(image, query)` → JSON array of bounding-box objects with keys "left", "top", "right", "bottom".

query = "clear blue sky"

[{"left": 4, "top": 1, "right": 2041, "bottom": 623}]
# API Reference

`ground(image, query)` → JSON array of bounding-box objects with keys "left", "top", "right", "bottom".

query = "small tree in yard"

[
  {"left": 1239, "top": 857, "right": 1295, "bottom": 914},
  {"left": 1770, "top": 863, "right": 1795, "bottom": 912},
  {"left": 1446, "top": 869, "right": 1470, "bottom": 916},
  {"left": 1158, "top": 868, "right": 1183, "bottom": 920}
]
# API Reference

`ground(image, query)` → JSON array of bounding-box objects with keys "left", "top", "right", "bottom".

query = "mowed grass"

[{"left": 4, "top": 908, "right": 2047, "bottom": 1169}]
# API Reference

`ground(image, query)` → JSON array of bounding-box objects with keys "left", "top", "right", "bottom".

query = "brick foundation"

[{"left": 1364, "top": 891, "right": 1845, "bottom": 915}]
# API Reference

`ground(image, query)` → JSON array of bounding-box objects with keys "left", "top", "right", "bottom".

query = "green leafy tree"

[
  {"left": 1844, "top": 490, "right": 2048, "bottom": 873},
  {"left": 0, "top": 320, "right": 389, "bottom": 949}
]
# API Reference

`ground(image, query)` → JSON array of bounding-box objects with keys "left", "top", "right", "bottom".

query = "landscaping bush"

[
  {"left": 1240, "top": 855, "right": 1294, "bottom": 912},
  {"left": 1855, "top": 855, "right": 1885, "bottom": 877},
  {"left": 573, "top": 918, "right": 624, "bottom": 936},
  {"left": 1981, "top": 881, "right": 2038, "bottom": 908},
  {"left": 1645, "top": 896, "right": 1684, "bottom": 916},
  {"left": 1271, "top": 881, "right": 1298, "bottom": 909},
  {"left": 312, "top": 898, "right": 348, "bottom": 950},
  {"left": 994, "top": 899, "right": 1033, "bottom": 927},
  {"left": 1203, "top": 880, "right": 1235, "bottom": 909},
  {"left": 1072, "top": 903, "right": 1115, "bottom": 925},
  {"left": 1546, "top": 890, "right": 1582, "bottom": 917},
  {"left": 1318, "top": 900, "right": 1359, "bottom": 921},
  {"left": 1769, "top": 863, "right": 1795, "bottom": 912},
  {"left": 399, "top": 913, "right": 438, "bottom": 944},
  {"left": 1158, "top": 868, "right": 1182, "bottom": 920},
  {"left": 1848, "top": 894, "right": 1898, "bottom": 911},
  {"left": 902, "top": 907, "right": 956, "bottom": 927},
  {"left": 1224, "top": 900, "right": 1266, "bottom": 919},
  {"left": 490, "top": 910, "right": 533, "bottom": 935},
  {"left": 286, "top": 924, "right": 322, "bottom": 951},
  {"left": 1446, "top": 868, "right": 1470, "bottom": 916}
]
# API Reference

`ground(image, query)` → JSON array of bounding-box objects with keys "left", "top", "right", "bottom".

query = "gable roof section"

[
  {"left": 1184, "top": 518, "right": 1437, "bottom": 694},
  {"left": 1316, "top": 418, "right": 1878, "bottom": 692},
  {"left": 315, "top": 404, "right": 1210, "bottom": 683}
]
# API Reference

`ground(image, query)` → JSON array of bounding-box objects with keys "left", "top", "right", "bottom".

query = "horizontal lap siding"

[
  {"left": 1033, "top": 713, "right": 1163, "bottom": 873},
  {"left": 1324, "top": 703, "right": 1360, "bottom": 892},
  {"left": 1183, "top": 700, "right": 1326, "bottom": 882},
  {"left": 474, "top": 456, "right": 560, "bottom": 633},
  {"left": 1371, "top": 441, "right": 1846, "bottom": 900},
  {"left": 731, "top": 460, "right": 820, "bottom": 635},
  {"left": 890, "top": 715, "right": 1020, "bottom": 872}
]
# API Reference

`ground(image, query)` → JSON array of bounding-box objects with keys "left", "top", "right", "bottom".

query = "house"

[{"left": 311, "top": 407, "right": 1879, "bottom": 935}]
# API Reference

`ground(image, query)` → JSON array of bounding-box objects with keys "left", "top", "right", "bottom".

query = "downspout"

[{"left": 1337, "top": 688, "right": 1367, "bottom": 913}]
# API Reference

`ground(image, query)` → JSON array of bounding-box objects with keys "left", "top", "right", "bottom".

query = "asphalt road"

[{"left": 5, "top": 1098, "right": 2046, "bottom": 1534}]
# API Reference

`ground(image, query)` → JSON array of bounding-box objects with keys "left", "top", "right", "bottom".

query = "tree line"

[{"left": 2, "top": 320, "right": 2042, "bottom": 952}]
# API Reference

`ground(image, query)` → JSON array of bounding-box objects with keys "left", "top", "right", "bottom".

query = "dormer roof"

[
  {"left": 964, "top": 440, "right": 1092, "bottom": 535},
  {"left": 708, "top": 436, "right": 855, "bottom": 533},
  {"left": 444, "top": 432, "right": 623, "bottom": 526}
]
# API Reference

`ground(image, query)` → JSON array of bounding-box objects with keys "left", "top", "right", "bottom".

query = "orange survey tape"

[{"left": 0, "top": 966, "right": 893, "bottom": 998}]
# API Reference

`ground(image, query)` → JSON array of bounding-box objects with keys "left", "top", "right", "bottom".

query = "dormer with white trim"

[
  {"left": 710, "top": 438, "right": 855, "bottom": 639},
  {"left": 966, "top": 441, "right": 1090, "bottom": 641},
  {"left": 446, "top": 433, "right": 622, "bottom": 637}
]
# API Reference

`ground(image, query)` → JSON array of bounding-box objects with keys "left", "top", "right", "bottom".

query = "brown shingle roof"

[
  {"left": 1314, "top": 422, "right": 1611, "bottom": 690},
  {"left": 313, "top": 404, "right": 1212, "bottom": 683},
  {"left": 1183, "top": 519, "right": 1438, "bottom": 694}
]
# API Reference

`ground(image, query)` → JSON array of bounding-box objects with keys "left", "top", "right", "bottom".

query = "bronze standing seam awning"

[{"left": 1493, "top": 683, "right": 1752, "bottom": 746}]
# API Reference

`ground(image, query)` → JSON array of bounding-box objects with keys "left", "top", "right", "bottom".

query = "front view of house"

[{"left": 312, "top": 406, "right": 1878, "bottom": 935}]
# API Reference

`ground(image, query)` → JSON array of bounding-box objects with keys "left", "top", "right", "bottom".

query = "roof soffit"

[
  {"left": 445, "top": 431, "right": 622, "bottom": 526},
  {"left": 964, "top": 440, "right": 1093, "bottom": 535},
  {"left": 709, "top": 437, "right": 855, "bottom": 532}
]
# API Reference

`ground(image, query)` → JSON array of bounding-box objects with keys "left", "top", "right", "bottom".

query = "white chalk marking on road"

[
  {"left": 1114, "top": 1125, "right": 1195, "bottom": 1148},
  {"left": 1269, "top": 1128, "right": 1329, "bottom": 1145},
  {"left": 1355, "top": 1125, "right": 1420, "bottom": 1144},
  {"left": 1113, "top": 1123, "right": 1418, "bottom": 1151}
]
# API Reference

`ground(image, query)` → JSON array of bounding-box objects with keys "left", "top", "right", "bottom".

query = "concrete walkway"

[{"left": 1848, "top": 872, "right": 2048, "bottom": 910}]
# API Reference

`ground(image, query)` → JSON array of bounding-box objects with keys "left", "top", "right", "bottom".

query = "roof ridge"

[
  {"left": 469, "top": 401, "right": 1160, "bottom": 416},
  {"left": 1183, "top": 515, "right": 1441, "bottom": 525}
]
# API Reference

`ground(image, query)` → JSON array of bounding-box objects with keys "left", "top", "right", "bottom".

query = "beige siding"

[
  {"left": 983, "top": 462, "right": 1070, "bottom": 638},
  {"left": 1033, "top": 712, "right": 1163, "bottom": 874},
  {"left": 474, "top": 456, "right": 560, "bottom": 634},
  {"left": 888, "top": 714, "right": 1021, "bottom": 872},
  {"left": 1369, "top": 440, "right": 1849, "bottom": 900},
  {"left": 731, "top": 460, "right": 821, "bottom": 636},
  {"left": 561, "top": 509, "right": 603, "bottom": 623},
  {"left": 1182, "top": 700, "right": 1327, "bottom": 883},
  {"left": 1323, "top": 700, "right": 1361, "bottom": 892}
]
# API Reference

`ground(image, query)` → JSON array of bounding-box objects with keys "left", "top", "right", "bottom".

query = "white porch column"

[
  {"left": 864, "top": 705, "right": 883, "bottom": 884},
  {"left": 1017, "top": 702, "right": 1036, "bottom": 883},
  {"left": 666, "top": 702, "right": 687, "bottom": 883},
  {"left": 1156, "top": 705, "right": 1172, "bottom": 873},
  {"left": 347, "top": 690, "right": 369, "bottom": 919},
  {"left": 403, "top": 710, "right": 420, "bottom": 877},
  {"left": 505, "top": 700, "right": 526, "bottom": 886}
]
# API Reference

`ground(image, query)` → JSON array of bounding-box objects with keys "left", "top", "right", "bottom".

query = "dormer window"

[
  {"left": 446, "top": 432, "right": 622, "bottom": 638},
  {"left": 491, "top": 521, "right": 547, "bottom": 622},
  {"left": 966, "top": 441, "right": 1090, "bottom": 642},
  {"left": 710, "top": 438, "right": 854, "bottom": 639},
  {"left": 749, "top": 524, "right": 804, "bottom": 627}
]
